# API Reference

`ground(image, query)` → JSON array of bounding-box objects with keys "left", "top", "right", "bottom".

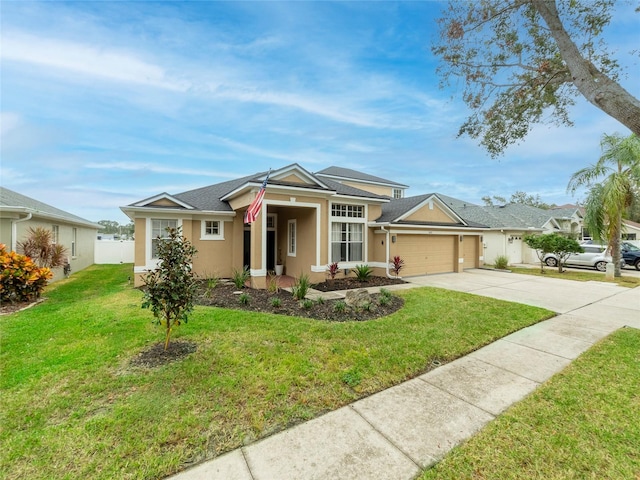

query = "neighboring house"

[
  {"left": 622, "top": 219, "right": 640, "bottom": 247},
  {"left": 0, "top": 187, "right": 103, "bottom": 281},
  {"left": 121, "top": 164, "right": 486, "bottom": 287},
  {"left": 440, "top": 202, "right": 585, "bottom": 265}
]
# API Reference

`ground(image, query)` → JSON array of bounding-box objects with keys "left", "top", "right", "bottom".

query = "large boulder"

[{"left": 344, "top": 288, "right": 372, "bottom": 309}]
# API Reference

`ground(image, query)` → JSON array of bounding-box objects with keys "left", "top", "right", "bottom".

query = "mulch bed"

[
  {"left": 196, "top": 276, "right": 407, "bottom": 322},
  {"left": 130, "top": 340, "right": 197, "bottom": 368}
]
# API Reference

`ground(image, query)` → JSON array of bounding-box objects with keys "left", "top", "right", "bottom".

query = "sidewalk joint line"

[
  {"left": 240, "top": 447, "right": 257, "bottom": 480},
  {"left": 348, "top": 404, "right": 425, "bottom": 472}
]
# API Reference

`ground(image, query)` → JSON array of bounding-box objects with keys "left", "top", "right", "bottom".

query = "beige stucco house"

[
  {"left": 121, "top": 164, "right": 486, "bottom": 288},
  {"left": 0, "top": 187, "right": 102, "bottom": 282}
]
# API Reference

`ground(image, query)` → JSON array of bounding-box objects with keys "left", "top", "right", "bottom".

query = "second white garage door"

[{"left": 396, "top": 235, "right": 456, "bottom": 276}]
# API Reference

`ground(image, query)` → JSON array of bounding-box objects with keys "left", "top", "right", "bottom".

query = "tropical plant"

[
  {"left": 17, "top": 227, "right": 68, "bottom": 269},
  {"left": 142, "top": 227, "right": 198, "bottom": 350},
  {"left": 433, "top": 1, "right": 640, "bottom": 157},
  {"left": 327, "top": 261, "right": 339, "bottom": 280},
  {"left": 568, "top": 133, "right": 640, "bottom": 277},
  {"left": 0, "top": 244, "right": 52, "bottom": 302},
  {"left": 291, "top": 274, "right": 310, "bottom": 300},
  {"left": 390, "top": 256, "right": 404, "bottom": 277},
  {"left": 494, "top": 255, "right": 509, "bottom": 270},
  {"left": 203, "top": 275, "right": 219, "bottom": 298},
  {"left": 231, "top": 266, "right": 251, "bottom": 289},
  {"left": 353, "top": 264, "right": 373, "bottom": 282}
]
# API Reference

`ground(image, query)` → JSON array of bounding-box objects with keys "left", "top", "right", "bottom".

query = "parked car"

[
  {"left": 621, "top": 242, "right": 640, "bottom": 270},
  {"left": 543, "top": 244, "right": 625, "bottom": 272}
]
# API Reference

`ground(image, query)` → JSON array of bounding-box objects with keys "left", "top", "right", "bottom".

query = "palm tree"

[{"left": 567, "top": 133, "right": 640, "bottom": 277}]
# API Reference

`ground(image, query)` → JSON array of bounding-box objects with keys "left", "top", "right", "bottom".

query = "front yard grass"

[
  {"left": 508, "top": 266, "right": 640, "bottom": 287},
  {"left": 1, "top": 264, "right": 553, "bottom": 480},
  {"left": 421, "top": 327, "right": 640, "bottom": 479}
]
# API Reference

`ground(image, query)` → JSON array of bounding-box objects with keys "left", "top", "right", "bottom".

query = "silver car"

[{"left": 543, "top": 244, "right": 624, "bottom": 272}]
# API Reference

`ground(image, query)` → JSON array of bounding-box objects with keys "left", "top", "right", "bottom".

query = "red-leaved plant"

[
  {"left": 391, "top": 256, "right": 404, "bottom": 278},
  {"left": 327, "top": 261, "right": 339, "bottom": 280}
]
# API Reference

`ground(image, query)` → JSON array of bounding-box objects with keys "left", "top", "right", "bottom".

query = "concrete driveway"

[{"left": 404, "top": 268, "right": 637, "bottom": 315}]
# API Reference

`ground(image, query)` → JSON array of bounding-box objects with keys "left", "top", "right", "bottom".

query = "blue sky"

[{"left": 1, "top": 1, "right": 638, "bottom": 224}]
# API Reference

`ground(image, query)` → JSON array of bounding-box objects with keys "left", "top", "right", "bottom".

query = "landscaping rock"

[{"left": 345, "top": 289, "right": 371, "bottom": 308}]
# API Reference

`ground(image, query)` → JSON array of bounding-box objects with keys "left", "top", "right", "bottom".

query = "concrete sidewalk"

[{"left": 168, "top": 270, "right": 639, "bottom": 480}]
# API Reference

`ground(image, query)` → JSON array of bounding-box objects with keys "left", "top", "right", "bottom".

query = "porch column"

[{"left": 249, "top": 211, "right": 267, "bottom": 289}]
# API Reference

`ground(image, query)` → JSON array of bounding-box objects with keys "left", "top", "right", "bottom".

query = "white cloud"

[
  {"left": 0, "top": 112, "right": 22, "bottom": 137},
  {"left": 84, "top": 162, "right": 241, "bottom": 179},
  {"left": 1, "top": 32, "right": 189, "bottom": 91}
]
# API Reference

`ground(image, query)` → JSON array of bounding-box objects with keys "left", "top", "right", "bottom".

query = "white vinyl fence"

[{"left": 94, "top": 240, "right": 135, "bottom": 264}]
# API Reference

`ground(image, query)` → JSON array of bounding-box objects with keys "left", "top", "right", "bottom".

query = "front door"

[
  {"left": 266, "top": 230, "right": 275, "bottom": 271},
  {"left": 243, "top": 230, "right": 251, "bottom": 269}
]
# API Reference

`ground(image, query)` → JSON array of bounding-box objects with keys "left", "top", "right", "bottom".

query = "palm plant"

[{"left": 567, "top": 133, "right": 640, "bottom": 277}]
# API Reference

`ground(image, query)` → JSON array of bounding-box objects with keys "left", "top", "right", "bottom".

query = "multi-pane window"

[
  {"left": 331, "top": 204, "right": 363, "bottom": 218},
  {"left": 331, "top": 222, "right": 363, "bottom": 262},
  {"left": 205, "top": 220, "right": 219, "bottom": 236},
  {"left": 52, "top": 225, "right": 60, "bottom": 244},
  {"left": 392, "top": 188, "right": 403, "bottom": 199},
  {"left": 71, "top": 228, "right": 77, "bottom": 257},
  {"left": 151, "top": 219, "right": 177, "bottom": 258},
  {"left": 288, "top": 220, "right": 296, "bottom": 256}
]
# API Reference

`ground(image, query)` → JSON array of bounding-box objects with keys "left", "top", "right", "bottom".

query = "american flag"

[{"left": 244, "top": 170, "right": 270, "bottom": 224}]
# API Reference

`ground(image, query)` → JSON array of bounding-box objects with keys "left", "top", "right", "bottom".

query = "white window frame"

[
  {"left": 200, "top": 219, "right": 224, "bottom": 240},
  {"left": 288, "top": 219, "right": 296, "bottom": 257},
  {"left": 52, "top": 225, "right": 60, "bottom": 244},
  {"left": 71, "top": 228, "right": 77, "bottom": 257},
  {"left": 150, "top": 218, "right": 179, "bottom": 259},
  {"left": 392, "top": 188, "right": 403, "bottom": 199},
  {"left": 329, "top": 202, "right": 367, "bottom": 264}
]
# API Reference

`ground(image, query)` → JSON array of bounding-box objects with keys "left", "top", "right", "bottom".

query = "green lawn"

[
  {"left": 1, "top": 264, "right": 553, "bottom": 480},
  {"left": 421, "top": 327, "right": 640, "bottom": 479},
  {"left": 508, "top": 266, "right": 640, "bottom": 287}
]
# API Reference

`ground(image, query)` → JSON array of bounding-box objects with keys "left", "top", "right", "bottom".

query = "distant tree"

[
  {"left": 17, "top": 227, "right": 68, "bottom": 269},
  {"left": 482, "top": 195, "right": 507, "bottom": 206},
  {"left": 142, "top": 227, "right": 198, "bottom": 351},
  {"left": 433, "top": 0, "right": 640, "bottom": 157},
  {"left": 97, "top": 220, "right": 120, "bottom": 234},
  {"left": 482, "top": 192, "right": 555, "bottom": 209},
  {"left": 568, "top": 133, "right": 640, "bottom": 277},
  {"left": 509, "top": 191, "right": 556, "bottom": 209}
]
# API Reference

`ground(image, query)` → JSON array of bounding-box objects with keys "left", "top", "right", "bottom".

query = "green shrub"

[
  {"left": 379, "top": 288, "right": 392, "bottom": 300},
  {"left": 494, "top": 255, "right": 509, "bottom": 270},
  {"left": 238, "top": 292, "right": 250, "bottom": 305},
  {"left": 334, "top": 300, "right": 347, "bottom": 312},
  {"left": 300, "top": 299, "right": 314, "bottom": 309},
  {"left": 353, "top": 264, "right": 373, "bottom": 282},
  {"left": 0, "top": 244, "right": 52, "bottom": 302},
  {"left": 203, "top": 275, "right": 219, "bottom": 298},
  {"left": 379, "top": 295, "right": 390, "bottom": 306},
  {"left": 232, "top": 266, "right": 251, "bottom": 289},
  {"left": 316, "top": 296, "right": 325, "bottom": 305},
  {"left": 291, "top": 274, "right": 310, "bottom": 300},
  {"left": 270, "top": 297, "right": 282, "bottom": 308}
]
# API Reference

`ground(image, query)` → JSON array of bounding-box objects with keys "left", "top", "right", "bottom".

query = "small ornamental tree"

[
  {"left": 524, "top": 234, "right": 555, "bottom": 273},
  {"left": 142, "top": 227, "right": 198, "bottom": 351},
  {"left": 18, "top": 227, "right": 68, "bottom": 268},
  {"left": 525, "top": 233, "right": 582, "bottom": 273}
]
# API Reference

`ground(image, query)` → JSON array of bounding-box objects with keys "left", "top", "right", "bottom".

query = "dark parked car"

[{"left": 621, "top": 242, "right": 640, "bottom": 270}]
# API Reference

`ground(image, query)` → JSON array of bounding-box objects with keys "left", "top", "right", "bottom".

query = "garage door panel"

[
  {"left": 396, "top": 235, "right": 455, "bottom": 276},
  {"left": 463, "top": 237, "right": 478, "bottom": 269}
]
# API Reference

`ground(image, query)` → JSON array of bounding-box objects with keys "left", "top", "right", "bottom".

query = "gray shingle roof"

[
  {"left": 315, "top": 166, "right": 408, "bottom": 188},
  {"left": 129, "top": 164, "right": 390, "bottom": 212},
  {"left": 452, "top": 204, "right": 556, "bottom": 229},
  {"left": 0, "top": 187, "right": 102, "bottom": 228},
  {"left": 376, "top": 193, "right": 485, "bottom": 227}
]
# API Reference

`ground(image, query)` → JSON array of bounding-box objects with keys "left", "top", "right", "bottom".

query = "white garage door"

[{"left": 396, "top": 235, "right": 456, "bottom": 276}]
